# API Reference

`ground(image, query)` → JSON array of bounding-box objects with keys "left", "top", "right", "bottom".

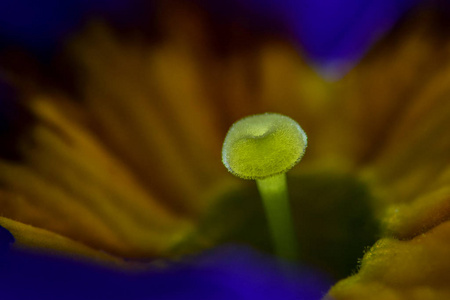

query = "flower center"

[{"left": 173, "top": 172, "right": 379, "bottom": 283}]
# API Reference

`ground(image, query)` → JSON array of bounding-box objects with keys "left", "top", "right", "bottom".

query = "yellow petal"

[
  {"left": 328, "top": 220, "right": 450, "bottom": 300},
  {"left": 0, "top": 217, "right": 124, "bottom": 266}
]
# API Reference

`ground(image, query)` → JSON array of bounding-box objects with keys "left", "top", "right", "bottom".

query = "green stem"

[{"left": 256, "top": 173, "right": 299, "bottom": 261}]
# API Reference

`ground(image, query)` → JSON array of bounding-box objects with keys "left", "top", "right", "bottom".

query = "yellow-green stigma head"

[{"left": 222, "top": 113, "right": 307, "bottom": 180}]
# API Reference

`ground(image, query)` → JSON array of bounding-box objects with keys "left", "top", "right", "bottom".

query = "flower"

[{"left": 1, "top": 0, "right": 450, "bottom": 299}]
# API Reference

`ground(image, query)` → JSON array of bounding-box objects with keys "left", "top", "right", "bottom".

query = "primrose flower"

[{"left": 2, "top": 0, "right": 450, "bottom": 300}]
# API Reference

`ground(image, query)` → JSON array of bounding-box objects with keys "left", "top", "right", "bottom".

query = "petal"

[
  {"left": 327, "top": 221, "right": 450, "bottom": 299},
  {"left": 0, "top": 217, "right": 122, "bottom": 265},
  {"left": 0, "top": 91, "right": 194, "bottom": 257},
  {"left": 0, "top": 244, "right": 329, "bottom": 300},
  {"left": 287, "top": 0, "right": 420, "bottom": 77}
]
